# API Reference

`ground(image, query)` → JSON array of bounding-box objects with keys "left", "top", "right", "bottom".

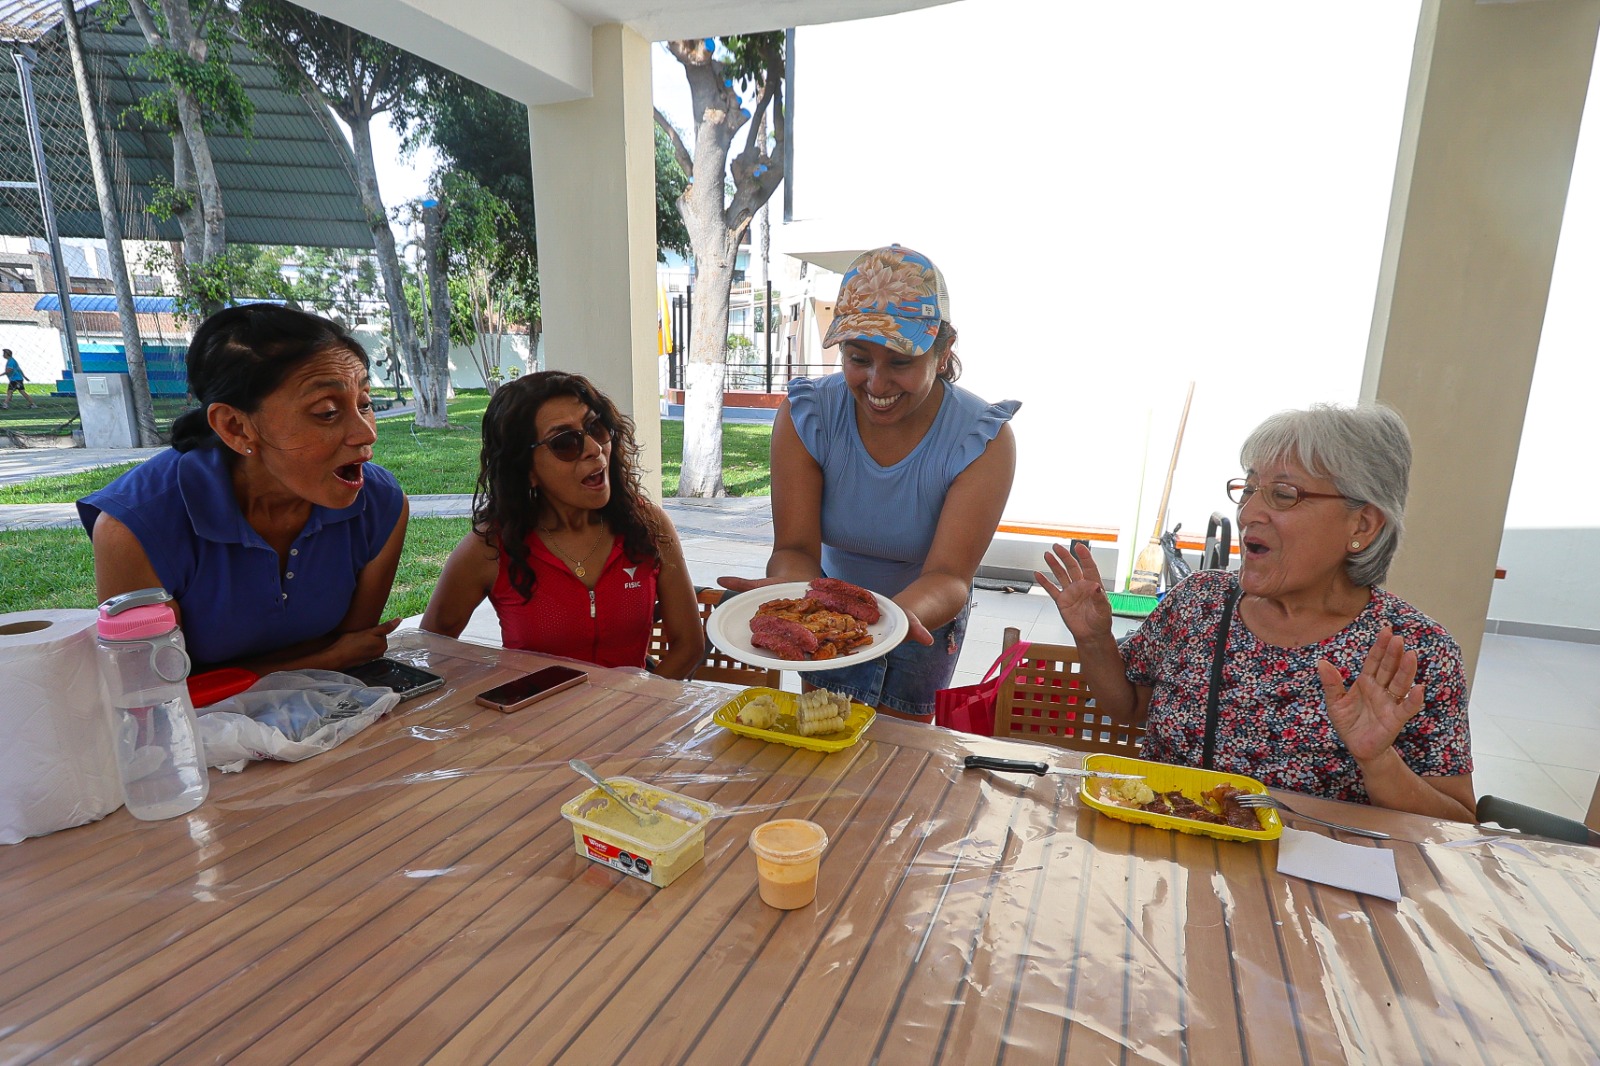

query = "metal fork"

[{"left": 1234, "top": 792, "right": 1391, "bottom": 840}]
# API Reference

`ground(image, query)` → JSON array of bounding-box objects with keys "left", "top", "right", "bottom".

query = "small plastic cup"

[{"left": 749, "top": 819, "right": 829, "bottom": 909}]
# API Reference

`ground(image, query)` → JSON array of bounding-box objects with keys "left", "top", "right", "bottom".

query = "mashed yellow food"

[{"left": 1104, "top": 777, "right": 1157, "bottom": 808}]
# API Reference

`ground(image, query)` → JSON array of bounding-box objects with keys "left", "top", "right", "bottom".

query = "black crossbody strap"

[{"left": 1201, "top": 585, "right": 1241, "bottom": 770}]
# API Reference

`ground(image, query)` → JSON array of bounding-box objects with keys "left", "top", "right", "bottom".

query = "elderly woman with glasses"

[
  {"left": 422, "top": 371, "right": 704, "bottom": 678},
  {"left": 1037, "top": 403, "right": 1474, "bottom": 821}
]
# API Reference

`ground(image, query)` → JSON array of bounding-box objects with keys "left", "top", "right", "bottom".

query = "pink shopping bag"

[{"left": 933, "top": 642, "right": 1031, "bottom": 736}]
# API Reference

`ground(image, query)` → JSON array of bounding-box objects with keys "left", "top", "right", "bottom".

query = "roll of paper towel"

[{"left": 0, "top": 609, "right": 123, "bottom": 844}]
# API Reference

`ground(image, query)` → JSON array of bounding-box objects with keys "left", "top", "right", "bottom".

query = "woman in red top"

[{"left": 422, "top": 372, "right": 703, "bottom": 678}]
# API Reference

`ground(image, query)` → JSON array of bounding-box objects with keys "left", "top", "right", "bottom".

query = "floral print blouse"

[{"left": 1119, "top": 570, "right": 1472, "bottom": 803}]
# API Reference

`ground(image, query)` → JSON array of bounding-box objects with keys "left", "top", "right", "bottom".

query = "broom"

[{"left": 1126, "top": 382, "right": 1195, "bottom": 596}]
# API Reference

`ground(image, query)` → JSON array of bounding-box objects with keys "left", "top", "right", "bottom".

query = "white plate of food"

[{"left": 704, "top": 580, "right": 910, "bottom": 673}]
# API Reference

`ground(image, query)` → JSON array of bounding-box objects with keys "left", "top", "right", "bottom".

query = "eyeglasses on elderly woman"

[
  {"left": 531, "top": 415, "right": 613, "bottom": 462},
  {"left": 1226, "top": 478, "right": 1351, "bottom": 511}
]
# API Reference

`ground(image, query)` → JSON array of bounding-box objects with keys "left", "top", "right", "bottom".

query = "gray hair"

[{"left": 1239, "top": 402, "right": 1411, "bottom": 587}]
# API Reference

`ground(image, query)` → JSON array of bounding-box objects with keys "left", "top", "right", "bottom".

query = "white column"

[
  {"left": 1365, "top": 0, "right": 1600, "bottom": 678},
  {"left": 529, "top": 24, "right": 662, "bottom": 495}
]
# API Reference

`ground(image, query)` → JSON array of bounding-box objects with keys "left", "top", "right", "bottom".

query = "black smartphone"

[
  {"left": 343, "top": 657, "right": 446, "bottom": 700},
  {"left": 474, "top": 665, "right": 588, "bottom": 713}
]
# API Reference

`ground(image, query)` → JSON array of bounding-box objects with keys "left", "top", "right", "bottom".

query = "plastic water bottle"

[{"left": 95, "top": 589, "right": 209, "bottom": 820}]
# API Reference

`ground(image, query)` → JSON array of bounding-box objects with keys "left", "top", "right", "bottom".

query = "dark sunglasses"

[{"left": 532, "top": 415, "right": 613, "bottom": 462}]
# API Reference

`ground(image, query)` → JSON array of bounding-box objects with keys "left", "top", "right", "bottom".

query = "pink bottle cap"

[{"left": 97, "top": 600, "right": 177, "bottom": 641}]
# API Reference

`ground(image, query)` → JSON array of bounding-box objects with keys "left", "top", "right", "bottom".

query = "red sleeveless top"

[{"left": 489, "top": 534, "right": 659, "bottom": 669}]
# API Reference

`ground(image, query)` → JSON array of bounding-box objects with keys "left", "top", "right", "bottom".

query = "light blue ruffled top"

[{"left": 787, "top": 375, "right": 1019, "bottom": 597}]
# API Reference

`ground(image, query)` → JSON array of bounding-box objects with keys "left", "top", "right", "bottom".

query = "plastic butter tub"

[{"left": 560, "top": 776, "right": 715, "bottom": 888}]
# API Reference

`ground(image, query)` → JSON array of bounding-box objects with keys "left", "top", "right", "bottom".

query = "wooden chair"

[
  {"left": 992, "top": 627, "right": 1144, "bottom": 755},
  {"left": 651, "top": 587, "right": 780, "bottom": 688}
]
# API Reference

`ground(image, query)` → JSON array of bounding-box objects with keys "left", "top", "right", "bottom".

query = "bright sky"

[{"left": 369, "top": 119, "right": 439, "bottom": 216}]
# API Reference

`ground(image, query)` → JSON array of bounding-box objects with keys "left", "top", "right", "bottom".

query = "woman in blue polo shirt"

[{"left": 78, "top": 304, "right": 409, "bottom": 672}]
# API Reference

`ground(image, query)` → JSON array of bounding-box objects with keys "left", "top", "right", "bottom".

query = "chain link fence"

[{"left": 1, "top": 10, "right": 177, "bottom": 403}]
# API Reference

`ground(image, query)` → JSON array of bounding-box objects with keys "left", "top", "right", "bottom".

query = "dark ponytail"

[{"left": 171, "top": 304, "right": 370, "bottom": 452}]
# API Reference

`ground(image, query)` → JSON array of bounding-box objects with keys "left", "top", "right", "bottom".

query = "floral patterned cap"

[{"left": 822, "top": 245, "right": 950, "bottom": 356}]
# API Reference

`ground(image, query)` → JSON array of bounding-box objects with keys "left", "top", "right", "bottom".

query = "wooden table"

[{"left": 3, "top": 631, "right": 1597, "bottom": 1064}]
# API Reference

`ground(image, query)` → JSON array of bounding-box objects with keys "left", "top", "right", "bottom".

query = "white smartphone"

[{"left": 473, "top": 665, "right": 588, "bottom": 713}]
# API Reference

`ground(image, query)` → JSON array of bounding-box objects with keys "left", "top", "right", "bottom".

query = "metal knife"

[{"left": 962, "top": 754, "right": 1145, "bottom": 781}]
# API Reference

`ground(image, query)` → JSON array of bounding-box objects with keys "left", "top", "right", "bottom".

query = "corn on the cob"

[
  {"left": 796, "top": 712, "right": 848, "bottom": 736},
  {"left": 793, "top": 689, "right": 851, "bottom": 735}
]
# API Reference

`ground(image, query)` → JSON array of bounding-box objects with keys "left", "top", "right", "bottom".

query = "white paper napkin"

[{"left": 1276, "top": 828, "right": 1401, "bottom": 901}]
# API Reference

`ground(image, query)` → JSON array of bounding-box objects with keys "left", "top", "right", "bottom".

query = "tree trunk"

[
  {"left": 670, "top": 47, "right": 737, "bottom": 497},
  {"left": 665, "top": 37, "right": 786, "bottom": 497},
  {"left": 169, "top": 134, "right": 202, "bottom": 272},
  {"left": 420, "top": 198, "right": 452, "bottom": 425},
  {"left": 345, "top": 117, "right": 433, "bottom": 425},
  {"left": 678, "top": 233, "right": 737, "bottom": 496},
  {"left": 163, "top": 0, "right": 224, "bottom": 268},
  {"left": 125, "top": 0, "right": 226, "bottom": 317},
  {"left": 60, "top": 0, "right": 159, "bottom": 446}
]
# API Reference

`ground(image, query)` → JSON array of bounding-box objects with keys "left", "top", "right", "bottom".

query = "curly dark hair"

[
  {"left": 474, "top": 371, "right": 663, "bottom": 601},
  {"left": 169, "top": 304, "right": 370, "bottom": 453}
]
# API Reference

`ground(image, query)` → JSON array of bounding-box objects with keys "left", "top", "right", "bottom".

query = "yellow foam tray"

[
  {"left": 713, "top": 687, "right": 876, "bottom": 753},
  {"left": 1078, "top": 754, "right": 1283, "bottom": 842}
]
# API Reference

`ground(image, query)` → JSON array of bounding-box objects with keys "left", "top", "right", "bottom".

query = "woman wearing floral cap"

[{"left": 722, "top": 245, "right": 1020, "bottom": 719}]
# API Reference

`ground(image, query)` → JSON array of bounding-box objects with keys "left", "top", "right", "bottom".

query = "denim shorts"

[{"left": 808, "top": 599, "right": 970, "bottom": 717}]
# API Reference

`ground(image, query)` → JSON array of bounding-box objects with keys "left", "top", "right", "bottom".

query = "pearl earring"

[{"left": 1349, "top": 540, "right": 1360, "bottom": 550}]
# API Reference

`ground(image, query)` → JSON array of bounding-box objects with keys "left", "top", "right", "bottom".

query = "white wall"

[
  {"left": 355, "top": 329, "right": 537, "bottom": 391},
  {"left": 1488, "top": 44, "right": 1600, "bottom": 634},
  {"left": 0, "top": 323, "right": 61, "bottom": 385}
]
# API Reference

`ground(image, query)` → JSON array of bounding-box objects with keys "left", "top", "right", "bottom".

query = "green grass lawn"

[{"left": 0, "top": 394, "right": 771, "bottom": 502}]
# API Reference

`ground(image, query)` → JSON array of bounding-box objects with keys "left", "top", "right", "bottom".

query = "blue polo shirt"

[{"left": 77, "top": 444, "right": 405, "bottom": 669}]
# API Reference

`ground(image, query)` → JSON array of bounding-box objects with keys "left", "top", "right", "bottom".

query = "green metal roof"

[{"left": 0, "top": 7, "right": 375, "bottom": 249}]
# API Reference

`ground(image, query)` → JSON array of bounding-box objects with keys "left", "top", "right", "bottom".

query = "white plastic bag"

[{"left": 197, "top": 669, "right": 401, "bottom": 772}]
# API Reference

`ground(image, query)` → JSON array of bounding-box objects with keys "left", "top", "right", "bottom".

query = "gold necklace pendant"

[{"left": 544, "top": 525, "right": 608, "bottom": 579}]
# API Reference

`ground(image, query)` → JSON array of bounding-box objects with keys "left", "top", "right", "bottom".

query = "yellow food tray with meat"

[
  {"left": 1078, "top": 754, "right": 1283, "bottom": 842},
  {"left": 713, "top": 687, "right": 876, "bottom": 752}
]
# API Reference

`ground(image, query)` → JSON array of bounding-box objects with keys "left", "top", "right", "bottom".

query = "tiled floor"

[{"left": 430, "top": 494, "right": 1600, "bottom": 827}]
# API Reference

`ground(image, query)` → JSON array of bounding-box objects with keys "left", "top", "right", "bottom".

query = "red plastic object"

[{"left": 187, "top": 667, "right": 259, "bottom": 708}]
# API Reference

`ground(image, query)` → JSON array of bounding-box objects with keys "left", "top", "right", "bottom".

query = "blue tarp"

[
  {"left": 31, "top": 295, "right": 285, "bottom": 314},
  {"left": 33, "top": 294, "right": 175, "bottom": 314}
]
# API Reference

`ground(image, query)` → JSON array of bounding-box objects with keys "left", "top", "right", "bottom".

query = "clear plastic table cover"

[{"left": 1, "top": 629, "right": 1596, "bottom": 1064}]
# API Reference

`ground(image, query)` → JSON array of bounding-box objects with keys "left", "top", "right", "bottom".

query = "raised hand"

[
  {"left": 1034, "top": 542, "right": 1114, "bottom": 642},
  {"left": 1315, "top": 625, "right": 1424, "bottom": 763}
]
